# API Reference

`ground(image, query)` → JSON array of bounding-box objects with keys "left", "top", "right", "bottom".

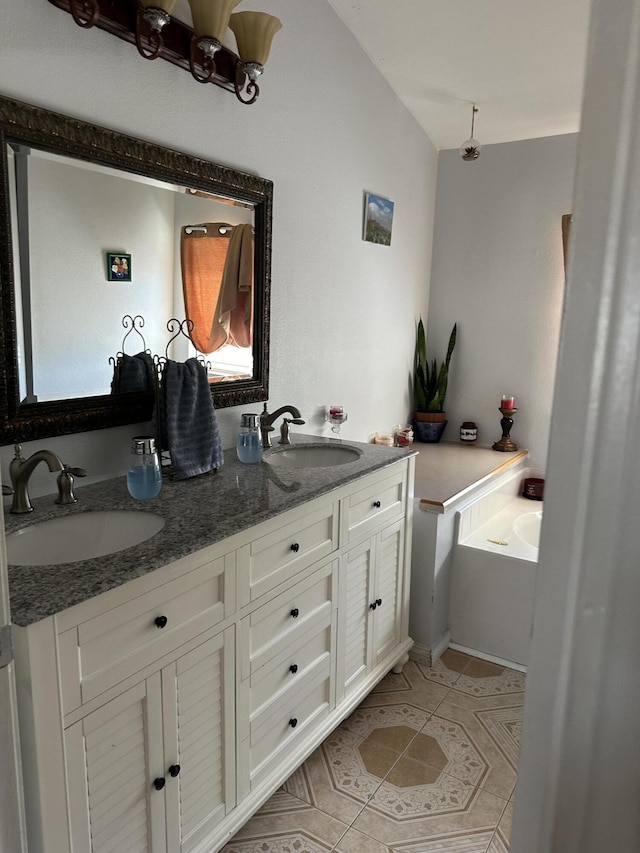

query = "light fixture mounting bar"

[{"left": 47, "top": 0, "right": 242, "bottom": 93}]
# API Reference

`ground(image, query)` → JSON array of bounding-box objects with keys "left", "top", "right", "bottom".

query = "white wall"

[
  {"left": 28, "top": 156, "right": 175, "bottom": 399},
  {"left": 427, "top": 134, "right": 578, "bottom": 469},
  {"left": 0, "top": 0, "right": 437, "bottom": 494}
]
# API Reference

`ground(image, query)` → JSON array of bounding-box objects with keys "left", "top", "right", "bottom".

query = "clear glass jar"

[
  {"left": 127, "top": 435, "right": 162, "bottom": 500},
  {"left": 237, "top": 413, "right": 262, "bottom": 464}
]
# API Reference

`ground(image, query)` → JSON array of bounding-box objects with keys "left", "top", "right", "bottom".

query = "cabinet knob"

[
  {"left": 289, "top": 718, "right": 298, "bottom": 728},
  {"left": 153, "top": 777, "right": 166, "bottom": 791},
  {"left": 376, "top": 598, "right": 382, "bottom": 607},
  {"left": 154, "top": 615, "right": 168, "bottom": 629},
  {"left": 373, "top": 500, "right": 381, "bottom": 508},
  {"left": 289, "top": 664, "right": 298, "bottom": 674},
  {"left": 369, "top": 601, "right": 378, "bottom": 610},
  {"left": 168, "top": 764, "right": 181, "bottom": 778},
  {"left": 290, "top": 608, "right": 299, "bottom": 618},
  {"left": 290, "top": 543, "right": 300, "bottom": 553}
]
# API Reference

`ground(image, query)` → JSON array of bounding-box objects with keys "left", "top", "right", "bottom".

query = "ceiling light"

[{"left": 460, "top": 105, "right": 481, "bottom": 162}]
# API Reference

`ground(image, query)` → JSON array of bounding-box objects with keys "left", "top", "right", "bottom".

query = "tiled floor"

[{"left": 222, "top": 650, "right": 524, "bottom": 853}]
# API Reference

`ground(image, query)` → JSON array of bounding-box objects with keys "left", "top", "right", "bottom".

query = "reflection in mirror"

[
  {"left": 9, "top": 146, "right": 255, "bottom": 402},
  {"left": 0, "top": 96, "right": 272, "bottom": 443}
]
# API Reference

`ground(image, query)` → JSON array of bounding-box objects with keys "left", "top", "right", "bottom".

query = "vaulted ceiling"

[{"left": 327, "top": 0, "right": 591, "bottom": 150}]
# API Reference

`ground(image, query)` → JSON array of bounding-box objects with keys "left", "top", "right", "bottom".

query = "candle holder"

[
  {"left": 492, "top": 406, "right": 518, "bottom": 452},
  {"left": 327, "top": 406, "right": 348, "bottom": 439}
]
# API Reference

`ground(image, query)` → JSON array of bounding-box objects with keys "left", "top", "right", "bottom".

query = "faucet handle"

[
  {"left": 288, "top": 418, "right": 305, "bottom": 426},
  {"left": 55, "top": 465, "right": 87, "bottom": 506},
  {"left": 2, "top": 484, "right": 14, "bottom": 496}
]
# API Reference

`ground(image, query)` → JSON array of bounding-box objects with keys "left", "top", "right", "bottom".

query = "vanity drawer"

[
  {"left": 249, "top": 621, "right": 332, "bottom": 718},
  {"left": 237, "top": 501, "right": 338, "bottom": 602},
  {"left": 58, "top": 553, "right": 230, "bottom": 714},
  {"left": 342, "top": 467, "right": 407, "bottom": 544},
  {"left": 241, "top": 561, "right": 335, "bottom": 679},
  {"left": 249, "top": 664, "right": 331, "bottom": 780}
]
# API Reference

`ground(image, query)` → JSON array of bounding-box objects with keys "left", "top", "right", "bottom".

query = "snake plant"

[{"left": 414, "top": 319, "right": 457, "bottom": 413}]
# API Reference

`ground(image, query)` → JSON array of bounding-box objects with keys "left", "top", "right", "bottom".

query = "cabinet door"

[
  {"left": 65, "top": 676, "right": 167, "bottom": 853},
  {"left": 336, "top": 537, "right": 375, "bottom": 699},
  {"left": 371, "top": 519, "right": 405, "bottom": 668},
  {"left": 163, "top": 627, "right": 235, "bottom": 853}
]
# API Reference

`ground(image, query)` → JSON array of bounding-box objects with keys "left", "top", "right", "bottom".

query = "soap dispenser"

[
  {"left": 237, "top": 413, "right": 262, "bottom": 464},
  {"left": 127, "top": 436, "right": 162, "bottom": 500}
]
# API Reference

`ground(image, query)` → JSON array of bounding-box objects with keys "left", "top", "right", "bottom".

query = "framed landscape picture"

[
  {"left": 106, "top": 252, "right": 132, "bottom": 282},
  {"left": 363, "top": 193, "right": 394, "bottom": 246}
]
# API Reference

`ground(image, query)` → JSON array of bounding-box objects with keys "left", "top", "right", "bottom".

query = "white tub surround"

[
  {"left": 452, "top": 483, "right": 541, "bottom": 667},
  {"left": 410, "top": 443, "right": 528, "bottom": 666},
  {"left": 9, "top": 436, "right": 415, "bottom": 853}
]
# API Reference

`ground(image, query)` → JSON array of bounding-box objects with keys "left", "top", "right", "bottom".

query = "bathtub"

[{"left": 450, "top": 484, "right": 542, "bottom": 667}]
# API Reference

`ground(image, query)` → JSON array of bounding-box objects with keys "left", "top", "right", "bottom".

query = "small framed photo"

[
  {"left": 363, "top": 192, "right": 394, "bottom": 246},
  {"left": 106, "top": 252, "right": 132, "bottom": 282}
]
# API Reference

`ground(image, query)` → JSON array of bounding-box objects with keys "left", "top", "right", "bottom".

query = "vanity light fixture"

[
  {"left": 68, "top": 0, "right": 100, "bottom": 28},
  {"left": 136, "top": 0, "right": 177, "bottom": 60},
  {"left": 188, "top": 0, "right": 241, "bottom": 84},
  {"left": 54, "top": 0, "right": 282, "bottom": 104},
  {"left": 460, "top": 104, "right": 481, "bottom": 162},
  {"left": 229, "top": 11, "right": 283, "bottom": 104}
]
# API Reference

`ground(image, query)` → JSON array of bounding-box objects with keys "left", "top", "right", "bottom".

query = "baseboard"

[
  {"left": 408, "top": 631, "right": 451, "bottom": 668},
  {"left": 449, "top": 641, "right": 528, "bottom": 673}
]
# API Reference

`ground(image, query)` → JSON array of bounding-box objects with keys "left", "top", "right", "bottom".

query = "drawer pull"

[
  {"left": 168, "top": 764, "right": 181, "bottom": 778},
  {"left": 373, "top": 500, "right": 381, "bottom": 508},
  {"left": 290, "top": 543, "right": 300, "bottom": 553},
  {"left": 289, "top": 664, "right": 298, "bottom": 674},
  {"left": 289, "top": 718, "right": 298, "bottom": 728},
  {"left": 290, "top": 608, "right": 299, "bottom": 618},
  {"left": 369, "top": 601, "right": 378, "bottom": 611},
  {"left": 153, "top": 777, "right": 166, "bottom": 791},
  {"left": 154, "top": 615, "right": 168, "bottom": 629},
  {"left": 376, "top": 598, "right": 383, "bottom": 607}
]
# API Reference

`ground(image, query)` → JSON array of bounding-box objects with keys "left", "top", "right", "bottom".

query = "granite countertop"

[
  {"left": 413, "top": 442, "right": 528, "bottom": 513},
  {"left": 7, "top": 435, "right": 416, "bottom": 628}
]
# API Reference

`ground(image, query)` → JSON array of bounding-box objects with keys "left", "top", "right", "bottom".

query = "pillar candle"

[{"left": 501, "top": 396, "right": 515, "bottom": 410}]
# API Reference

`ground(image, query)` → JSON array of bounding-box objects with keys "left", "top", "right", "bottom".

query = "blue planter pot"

[{"left": 413, "top": 419, "right": 448, "bottom": 443}]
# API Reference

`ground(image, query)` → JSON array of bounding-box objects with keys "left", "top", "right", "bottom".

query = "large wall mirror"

[{"left": 0, "top": 96, "right": 272, "bottom": 444}]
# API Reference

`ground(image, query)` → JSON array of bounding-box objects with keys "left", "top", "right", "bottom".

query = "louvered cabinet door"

[
  {"left": 65, "top": 676, "right": 166, "bottom": 853},
  {"left": 337, "top": 538, "right": 374, "bottom": 699},
  {"left": 371, "top": 519, "right": 405, "bottom": 668},
  {"left": 162, "top": 627, "right": 235, "bottom": 853}
]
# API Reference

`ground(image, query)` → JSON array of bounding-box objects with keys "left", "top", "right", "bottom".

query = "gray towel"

[
  {"left": 111, "top": 352, "right": 155, "bottom": 394},
  {"left": 162, "top": 358, "right": 223, "bottom": 479}
]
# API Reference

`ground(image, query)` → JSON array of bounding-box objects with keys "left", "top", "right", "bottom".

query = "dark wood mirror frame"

[{"left": 0, "top": 95, "right": 272, "bottom": 444}]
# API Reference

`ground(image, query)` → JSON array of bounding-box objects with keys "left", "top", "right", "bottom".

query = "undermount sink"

[
  {"left": 264, "top": 444, "right": 362, "bottom": 469},
  {"left": 6, "top": 510, "right": 165, "bottom": 566}
]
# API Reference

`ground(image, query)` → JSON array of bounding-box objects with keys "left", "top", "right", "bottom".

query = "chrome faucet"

[
  {"left": 260, "top": 404, "right": 305, "bottom": 448},
  {"left": 9, "top": 444, "right": 65, "bottom": 514}
]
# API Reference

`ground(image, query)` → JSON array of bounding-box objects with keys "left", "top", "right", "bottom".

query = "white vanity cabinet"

[
  {"left": 13, "top": 456, "right": 414, "bottom": 853},
  {"left": 64, "top": 626, "right": 235, "bottom": 853},
  {"left": 336, "top": 466, "right": 409, "bottom": 700}
]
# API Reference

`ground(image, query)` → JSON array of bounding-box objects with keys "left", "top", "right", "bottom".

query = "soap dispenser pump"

[
  {"left": 237, "top": 413, "right": 262, "bottom": 464},
  {"left": 127, "top": 436, "right": 162, "bottom": 500}
]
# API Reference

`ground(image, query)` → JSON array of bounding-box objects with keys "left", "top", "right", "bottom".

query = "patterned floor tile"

[
  {"left": 420, "top": 700, "right": 518, "bottom": 800},
  {"left": 416, "top": 649, "right": 477, "bottom": 688},
  {"left": 487, "top": 801, "right": 513, "bottom": 853},
  {"left": 220, "top": 794, "right": 349, "bottom": 853},
  {"left": 361, "top": 661, "right": 449, "bottom": 713},
  {"left": 352, "top": 774, "right": 507, "bottom": 848},
  {"left": 451, "top": 660, "right": 525, "bottom": 699},
  {"left": 332, "top": 827, "right": 395, "bottom": 852},
  {"left": 341, "top": 700, "right": 432, "bottom": 739},
  {"left": 282, "top": 728, "right": 379, "bottom": 825}
]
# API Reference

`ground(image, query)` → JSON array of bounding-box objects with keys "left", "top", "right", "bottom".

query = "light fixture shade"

[
  {"left": 139, "top": 0, "right": 177, "bottom": 11},
  {"left": 229, "top": 11, "right": 282, "bottom": 66},
  {"left": 188, "top": 0, "right": 241, "bottom": 41}
]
